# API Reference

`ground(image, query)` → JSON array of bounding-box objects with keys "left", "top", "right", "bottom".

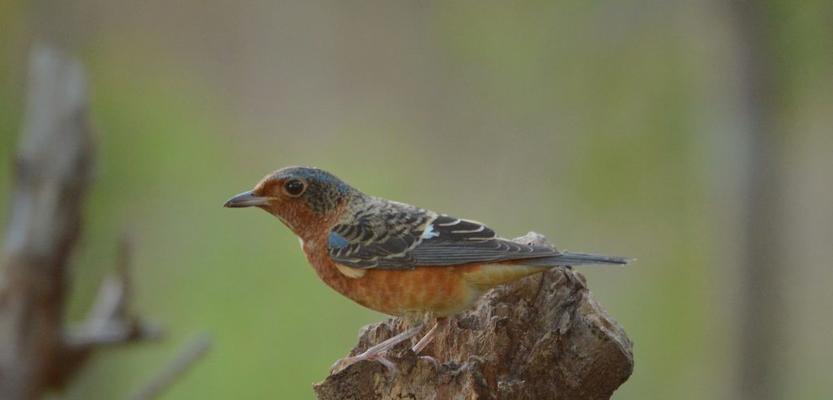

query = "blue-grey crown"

[{"left": 275, "top": 166, "right": 355, "bottom": 213}]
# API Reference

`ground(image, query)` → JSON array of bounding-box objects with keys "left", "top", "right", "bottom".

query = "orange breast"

[
  {"left": 352, "top": 266, "right": 487, "bottom": 317},
  {"left": 328, "top": 262, "right": 481, "bottom": 317},
  {"left": 302, "top": 237, "right": 548, "bottom": 317}
]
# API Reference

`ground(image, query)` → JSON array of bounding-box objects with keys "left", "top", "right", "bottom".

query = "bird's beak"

[{"left": 224, "top": 191, "right": 270, "bottom": 208}]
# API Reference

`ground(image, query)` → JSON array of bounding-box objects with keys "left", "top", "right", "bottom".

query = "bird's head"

[{"left": 224, "top": 166, "right": 355, "bottom": 238}]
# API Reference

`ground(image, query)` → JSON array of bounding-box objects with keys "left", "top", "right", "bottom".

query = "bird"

[{"left": 224, "top": 166, "right": 629, "bottom": 373}]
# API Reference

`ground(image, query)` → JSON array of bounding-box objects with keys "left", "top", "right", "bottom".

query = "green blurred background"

[{"left": 1, "top": 1, "right": 831, "bottom": 399}]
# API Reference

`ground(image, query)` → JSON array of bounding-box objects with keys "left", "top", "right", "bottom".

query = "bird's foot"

[
  {"left": 417, "top": 354, "right": 441, "bottom": 370},
  {"left": 330, "top": 350, "right": 399, "bottom": 375},
  {"left": 330, "top": 324, "right": 424, "bottom": 375}
]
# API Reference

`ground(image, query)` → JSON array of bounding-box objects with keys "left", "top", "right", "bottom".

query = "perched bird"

[{"left": 225, "top": 166, "right": 628, "bottom": 372}]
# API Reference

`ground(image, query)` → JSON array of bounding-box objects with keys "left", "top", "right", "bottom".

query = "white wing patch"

[
  {"left": 452, "top": 225, "right": 486, "bottom": 234},
  {"left": 437, "top": 218, "right": 461, "bottom": 227},
  {"left": 421, "top": 223, "right": 440, "bottom": 239}
]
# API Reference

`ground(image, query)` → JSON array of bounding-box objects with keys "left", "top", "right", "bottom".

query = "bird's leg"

[
  {"left": 330, "top": 323, "right": 424, "bottom": 375},
  {"left": 410, "top": 317, "right": 448, "bottom": 368},
  {"left": 411, "top": 317, "right": 447, "bottom": 354}
]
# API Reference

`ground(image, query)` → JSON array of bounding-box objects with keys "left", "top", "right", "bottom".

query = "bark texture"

[{"left": 314, "top": 239, "right": 633, "bottom": 400}]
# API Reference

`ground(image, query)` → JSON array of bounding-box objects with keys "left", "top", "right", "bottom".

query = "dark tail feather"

[{"left": 523, "top": 251, "right": 632, "bottom": 267}]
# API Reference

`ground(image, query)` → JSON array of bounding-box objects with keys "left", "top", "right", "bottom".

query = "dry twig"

[{"left": 128, "top": 334, "right": 213, "bottom": 400}]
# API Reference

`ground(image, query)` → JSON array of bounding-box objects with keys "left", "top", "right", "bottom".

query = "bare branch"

[
  {"left": 0, "top": 44, "right": 161, "bottom": 399},
  {"left": 0, "top": 43, "right": 94, "bottom": 400},
  {"left": 128, "top": 334, "right": 213, "bottom": 400},
  {"left": 66, "top": 236, "right": 162, "bottom": 350}
]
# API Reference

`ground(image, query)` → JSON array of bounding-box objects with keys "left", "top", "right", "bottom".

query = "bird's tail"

[
  {"left": 464, "top": 251, "right": 630, "bottom": 290},
  {"left": 522, "top": 251, "right": 631, "bottom": 267}
]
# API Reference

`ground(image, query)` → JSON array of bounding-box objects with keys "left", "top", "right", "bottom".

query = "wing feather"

[{"left": 327, "top": 202, "right": 557, "bottom": 269}]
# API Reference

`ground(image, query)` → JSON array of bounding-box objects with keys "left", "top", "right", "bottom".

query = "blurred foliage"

[{"left": 0, "top": 0, "right": 831, "bottom": 399}]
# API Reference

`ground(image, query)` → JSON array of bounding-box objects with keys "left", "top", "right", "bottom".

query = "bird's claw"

[
  {"left": 330, "top": 351, "right": 399, "bottom": 375},
  {"left": 417, "top": 354, "right": 441, "bottom": 370}
]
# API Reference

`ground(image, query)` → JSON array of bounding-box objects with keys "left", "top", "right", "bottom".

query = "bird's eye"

[{"left": 283, "top": 179, "right": 306, "bottom": 197}]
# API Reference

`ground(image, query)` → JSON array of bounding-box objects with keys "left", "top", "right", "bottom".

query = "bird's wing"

[{"left": 327, "top": 203, "right": 556, "bottom": 269}]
